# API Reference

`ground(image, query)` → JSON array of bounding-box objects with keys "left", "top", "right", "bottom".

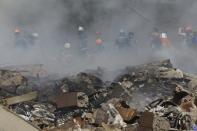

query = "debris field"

[{"left": 0, "top": 60, "right": 196, "bottom": 131}]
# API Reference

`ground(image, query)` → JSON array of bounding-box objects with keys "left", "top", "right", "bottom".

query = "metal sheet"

[
  {"left": 54, "top": 92, "right": 79, "bottom": 108},
  {"left": 1, "top": 91, "right": 38, "bottom": 106},
  {"left": 137, "top": 112, "right": 154, "bottom": 131}
]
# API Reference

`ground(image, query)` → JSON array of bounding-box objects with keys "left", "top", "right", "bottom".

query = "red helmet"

[
  {"left": 14, "top": 27, "right": 21, "bottom": 33},
  {"left": 96, "top": 31, "right": 101, "bottom": 35},
  {"left": 96, "top": 38, "right": 103, "bottom": 45},
  {"left": 184, "top": 26, "right": 192, "bottom": 32}
]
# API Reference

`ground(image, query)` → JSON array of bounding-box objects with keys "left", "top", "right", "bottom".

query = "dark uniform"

[
  {"left": 150, "top": 29, "right": 162, "bottom": 49},
  {"left": 14, "top": 27, "right": 38, "bottom": 49},
  {"left": 128, "top": 32, "right": 137, "bottom": 48},
  {"left": 78, "top": 27, "right": 88, "bottom": 55},
  {"left": 115, "top": 30, "right": 130, "bottom": 50},
  {"left": 14, "top": 28, "right": 28, "bottom": 49},
  {"left": 192, "top": 32, "right": 197, "bottom": 48},
  {"left": 95, "top": 32, "right": 104, "bottom": 52}
]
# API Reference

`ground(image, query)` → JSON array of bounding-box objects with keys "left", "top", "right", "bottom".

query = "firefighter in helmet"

[
  {"left": 115, "top": 29, "right": 130, "bottom": 50},
  {"left": 78, "top": 26, "right": 88, "bottom": 55},
  {"left": 150, "top": 28, "right": 162, "bottom": 49},
  {"left": 95, "top": 31, "right": 104, "bottom": 52},
  {"left": 178, "top": 25, "right": 193, "bottom": 47},
  {"left": 14, "top": 27, "right": 27, "bottom": 49}
]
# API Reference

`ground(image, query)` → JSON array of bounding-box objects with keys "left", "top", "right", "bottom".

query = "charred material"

[{"left": 0, "top": 60, "right": 196, "bottom": 130}]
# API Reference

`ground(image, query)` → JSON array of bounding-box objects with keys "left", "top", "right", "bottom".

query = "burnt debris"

[{"left": 0, "top": 60, "right": 196, "bottom": 130}]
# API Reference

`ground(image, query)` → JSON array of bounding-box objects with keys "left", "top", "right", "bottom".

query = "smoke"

[
  {"left": 0, "top": 0, "right": 196, "bottom": 77},
  {"left": 0, "top": 0, "right": 67, "bottom": 70}
]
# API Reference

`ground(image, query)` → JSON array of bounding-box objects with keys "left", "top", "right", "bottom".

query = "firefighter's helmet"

[
  {"left": 185, "top": 26, "right": 192, "bottom": 32},
  {"left": 32, "top": 33, "right": 39, "bottom": 37},
  {"left": 78, "top": 26, "right": 84, "bottom": 31},
  {"left": 160, "top": 33, "right": 167, "bottom": 38},
  {"left": 14, "top": 27, "right": 21, "bottom": 33},
  {"left": 64, "top": 43, "right": 71, "bottom": 49}
]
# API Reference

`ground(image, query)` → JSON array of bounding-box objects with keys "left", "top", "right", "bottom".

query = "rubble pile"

[{"left": 0, "top": 60, "right": 197, "bottom": 131}]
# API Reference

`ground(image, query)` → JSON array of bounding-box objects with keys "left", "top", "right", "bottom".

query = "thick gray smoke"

[{"left": 0, "top": 0, "right": 197, "bottom": 77}]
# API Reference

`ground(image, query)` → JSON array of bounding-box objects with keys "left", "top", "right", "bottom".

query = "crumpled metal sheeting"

[
  {"left": 88, "top": 89, "right": 109, "bottom": 108},
  {"left": 145, "top": 97, "right": 197, "bottom": 130},
  {"left": 59, "top": 73, "right": 104, "bottom": 96},
  {"left": 10, "top": 102, "right": 57, "bottom": 130}
]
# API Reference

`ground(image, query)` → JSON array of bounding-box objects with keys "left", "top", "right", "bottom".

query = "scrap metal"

[{"left": 53, "top": 92, "right": 89, "bottom": 108}]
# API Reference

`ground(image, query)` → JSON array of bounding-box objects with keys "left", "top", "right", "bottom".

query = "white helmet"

[
  {"left": 78, "top": 26, "right": 84, "bottom": 31},
  {"left": 32, "top": 33, "right": 39, "bottom": 37},
  {"left": 160, "top": 33, "right": 167, "bottom": 38},
  {"left": 64, "top": 43, "right": 71, "bottom": 49}
]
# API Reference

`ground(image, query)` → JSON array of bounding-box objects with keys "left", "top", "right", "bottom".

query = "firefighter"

[
  {"left": 14, "top": 27, "right": 38, "bottom": 49},
  {"left": 14, "top": 27, "right": 21, "bottom": 36},
  {"left": 28, "top": 32, "right": 39, "bottom": 46},
  {"left": 178, "top": 26, "right": 193, "bottom": 47},
  {"left": 192, "top": 31, "right": 197, "bottom": 48},
  {"left": 160, "top": 32, "right": 171, "bottom": 48},
  {"left": 61, "top": 42, "right": 72, "bottom": 63},
  {"left": 78, "top": 26, "right": 88, "bottom": 55},
  {"left": 14, "top": 27, "right": 28, "bottom": 49},
  {"left": 115, "top": 29, "right": 130, "bottom": 50},
  {"left": 128, "top": 32, "right": 137, "bottom": 48},
  {"left": 95, "top": 31, "right": 104, "bottom": 52},
  {"left": 150, "top": 28, "right": 162, "bottom": 49}
]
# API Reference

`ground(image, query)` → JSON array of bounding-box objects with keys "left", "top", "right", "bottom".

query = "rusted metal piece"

[
  {"left": 137, "top": 112, "right": 154, "bottom": 131},
  {"left": 73, "top": 116, "right": 85, "bottom": 128},
  {"left": 115, "top": 101, "right": 137, "bottom": 121},
  {"left": 1, "top": 91, "right": 38, "bottom": 106},
  {"left": 53, "top": 92, "right": 89, "bottom": 108}
]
